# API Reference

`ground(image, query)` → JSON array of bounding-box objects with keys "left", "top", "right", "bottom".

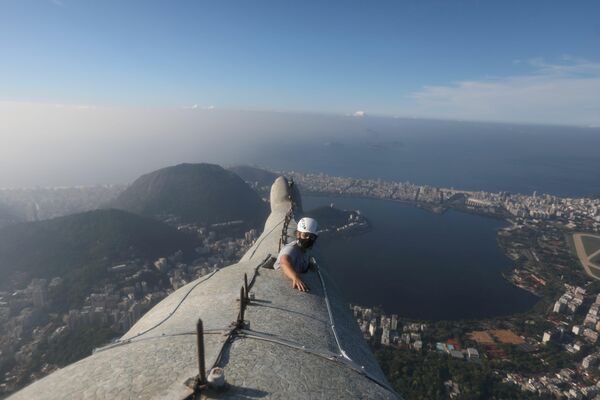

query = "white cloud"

[
  {"left": 180, "top": 104, "right": 215, "bottom": 110},
  {"left": 406, "top": 58, "right": 600, "bottom": 126},
  {"left": 352, "top": 110, "right": 366, "bottom": 117}
]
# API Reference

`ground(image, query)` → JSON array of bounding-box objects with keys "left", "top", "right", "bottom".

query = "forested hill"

[
  {"left": 111, "top": 163, "right": 268, "bottom": 227},
  {"left": 0, "top": 209, "right": 197, "bottom": 294}
]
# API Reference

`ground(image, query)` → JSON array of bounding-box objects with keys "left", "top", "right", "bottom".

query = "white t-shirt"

[{"left": 273, "top": 241, "right": 311, "bottom": 273}]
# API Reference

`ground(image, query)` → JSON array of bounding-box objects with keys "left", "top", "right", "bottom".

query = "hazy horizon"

[{"left": 2, "top": 101, "right": 600, "bottom": 195}]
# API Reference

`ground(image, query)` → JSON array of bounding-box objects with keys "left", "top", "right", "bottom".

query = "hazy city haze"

[
  {"left": 0, "top": 101, "right": 374, "bottom": 186},
  {"left": 2, "top": 101, "right": 600, "bottom": 193}
]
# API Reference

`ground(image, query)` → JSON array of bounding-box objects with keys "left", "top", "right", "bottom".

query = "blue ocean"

[{"left": 248, "top": 118, "right": 600, "bottom": 198}]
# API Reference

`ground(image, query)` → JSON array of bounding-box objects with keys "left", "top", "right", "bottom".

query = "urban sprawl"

[
  {"left": 3, "top": 172, "right": 600, "bottom": 398},
  {"left": 284, "top": 171, "right": 600, "bottom": 231}
]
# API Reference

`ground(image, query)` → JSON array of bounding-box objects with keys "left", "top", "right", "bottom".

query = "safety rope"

[
  {"left": 248, "top": 217, "right": 285, "bottom": 259},
  {"left": 314, "top": 261, "right": 353, "bottom": 362},
  {"left": 93, "top": 328, "right": 228, "bottom": 353},
  {"left": 93, "top": 269, "right": 219, "bottom": 354}
]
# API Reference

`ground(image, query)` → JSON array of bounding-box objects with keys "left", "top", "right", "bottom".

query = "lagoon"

[{"left": 304, "top": 195, "right": 538, "bottom": 321}]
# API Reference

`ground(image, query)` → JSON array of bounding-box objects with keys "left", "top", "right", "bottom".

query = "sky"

[
  {"left": 1, "top": 1, "right": 600, "bottom": 187},
  {"left": 1, "top": 0, "right": 599, "bottom": 125}
]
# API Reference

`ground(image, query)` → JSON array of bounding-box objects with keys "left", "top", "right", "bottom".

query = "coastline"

[{"left": 303, "top": 189, "right": 509, "bottom": 220}]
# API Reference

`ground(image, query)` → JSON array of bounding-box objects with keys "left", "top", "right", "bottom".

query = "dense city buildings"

[
  {"left": 285, "top": 171, "right": 600, "bottom": 232},
  {"left": 356, "top": 287, "right": 600, "bottom": 399},
  {"left": 500, "top": 285, "right": 600, "bottom": 398}
]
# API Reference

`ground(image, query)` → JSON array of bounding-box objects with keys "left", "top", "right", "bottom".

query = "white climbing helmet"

[{"left": 297, "top": 217, "right": 318, "bottom": 235}]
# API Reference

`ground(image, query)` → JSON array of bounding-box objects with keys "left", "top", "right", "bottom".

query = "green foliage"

[
  {"left": 511, "top": 318, "right": 551, "bottom": 338},
  {"left": 586, "top": 280, "right": 600, "bottom": 294},
  {"left": 372, "top": 344, "right": 549, "bottom": 400},
  {"left": 581, "top": 235, "right": 600, "bottom": 256},
  {"left": 34, "top": 323, "right": 119, "bottom": 368},
  {"left": 0, "top": 356, "right": 16, "bottom": 379},
  {"left": 0, "top": 209, "right": 197, "bottom": 306},
  {"left": 492, "top": 342, "right": 577, "bottom": 375},
  {"left": 429, "top": 320, "right": 469, "bottom": 344}
]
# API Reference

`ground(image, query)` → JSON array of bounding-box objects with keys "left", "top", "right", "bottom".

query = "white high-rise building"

[
  {"left": 368, "top": 320, "right": 377, "bottom": 337},
  {"left": 381, "top": 328, "right": 390, "bottom": 346},
  {"left": 391, "top": 314, "right": 398, "bottom": 331}
]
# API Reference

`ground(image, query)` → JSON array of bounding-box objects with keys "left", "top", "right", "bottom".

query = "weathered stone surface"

[
  {"left": 9, "top": 335, "right": 202, "bottom": 400},
  {"left": 212, "top": 339, "right": 395, "bottom": 400}
]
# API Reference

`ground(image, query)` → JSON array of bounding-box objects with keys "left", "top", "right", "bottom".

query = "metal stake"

[
  {"left": 196, "top": 318, "right": 206, "bottom": 385},
  {"left": 238, "top": 286, "right": 245, "bottom": 327},
  {"left": 244, "top": 273, "right": 249, "bottom": 303}
]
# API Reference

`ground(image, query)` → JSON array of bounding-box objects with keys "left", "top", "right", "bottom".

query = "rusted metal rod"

[
  {"left": 238, "top": 286, "right": 245, "bottom": 327},
  {"left": 196, "top": 318, "right": 206, "bottom": 384}
]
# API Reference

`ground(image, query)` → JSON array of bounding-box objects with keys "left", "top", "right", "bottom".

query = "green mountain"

[
  {"left": 0, "top": 209, "right": 196, "bottom": 300},
  {"left": 111, "top": 163, "right": 268, "bottom": 227}
]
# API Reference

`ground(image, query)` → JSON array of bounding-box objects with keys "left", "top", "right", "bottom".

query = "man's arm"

[{"left": 279, "top": 255, "right": 309, "bottom": 292}]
